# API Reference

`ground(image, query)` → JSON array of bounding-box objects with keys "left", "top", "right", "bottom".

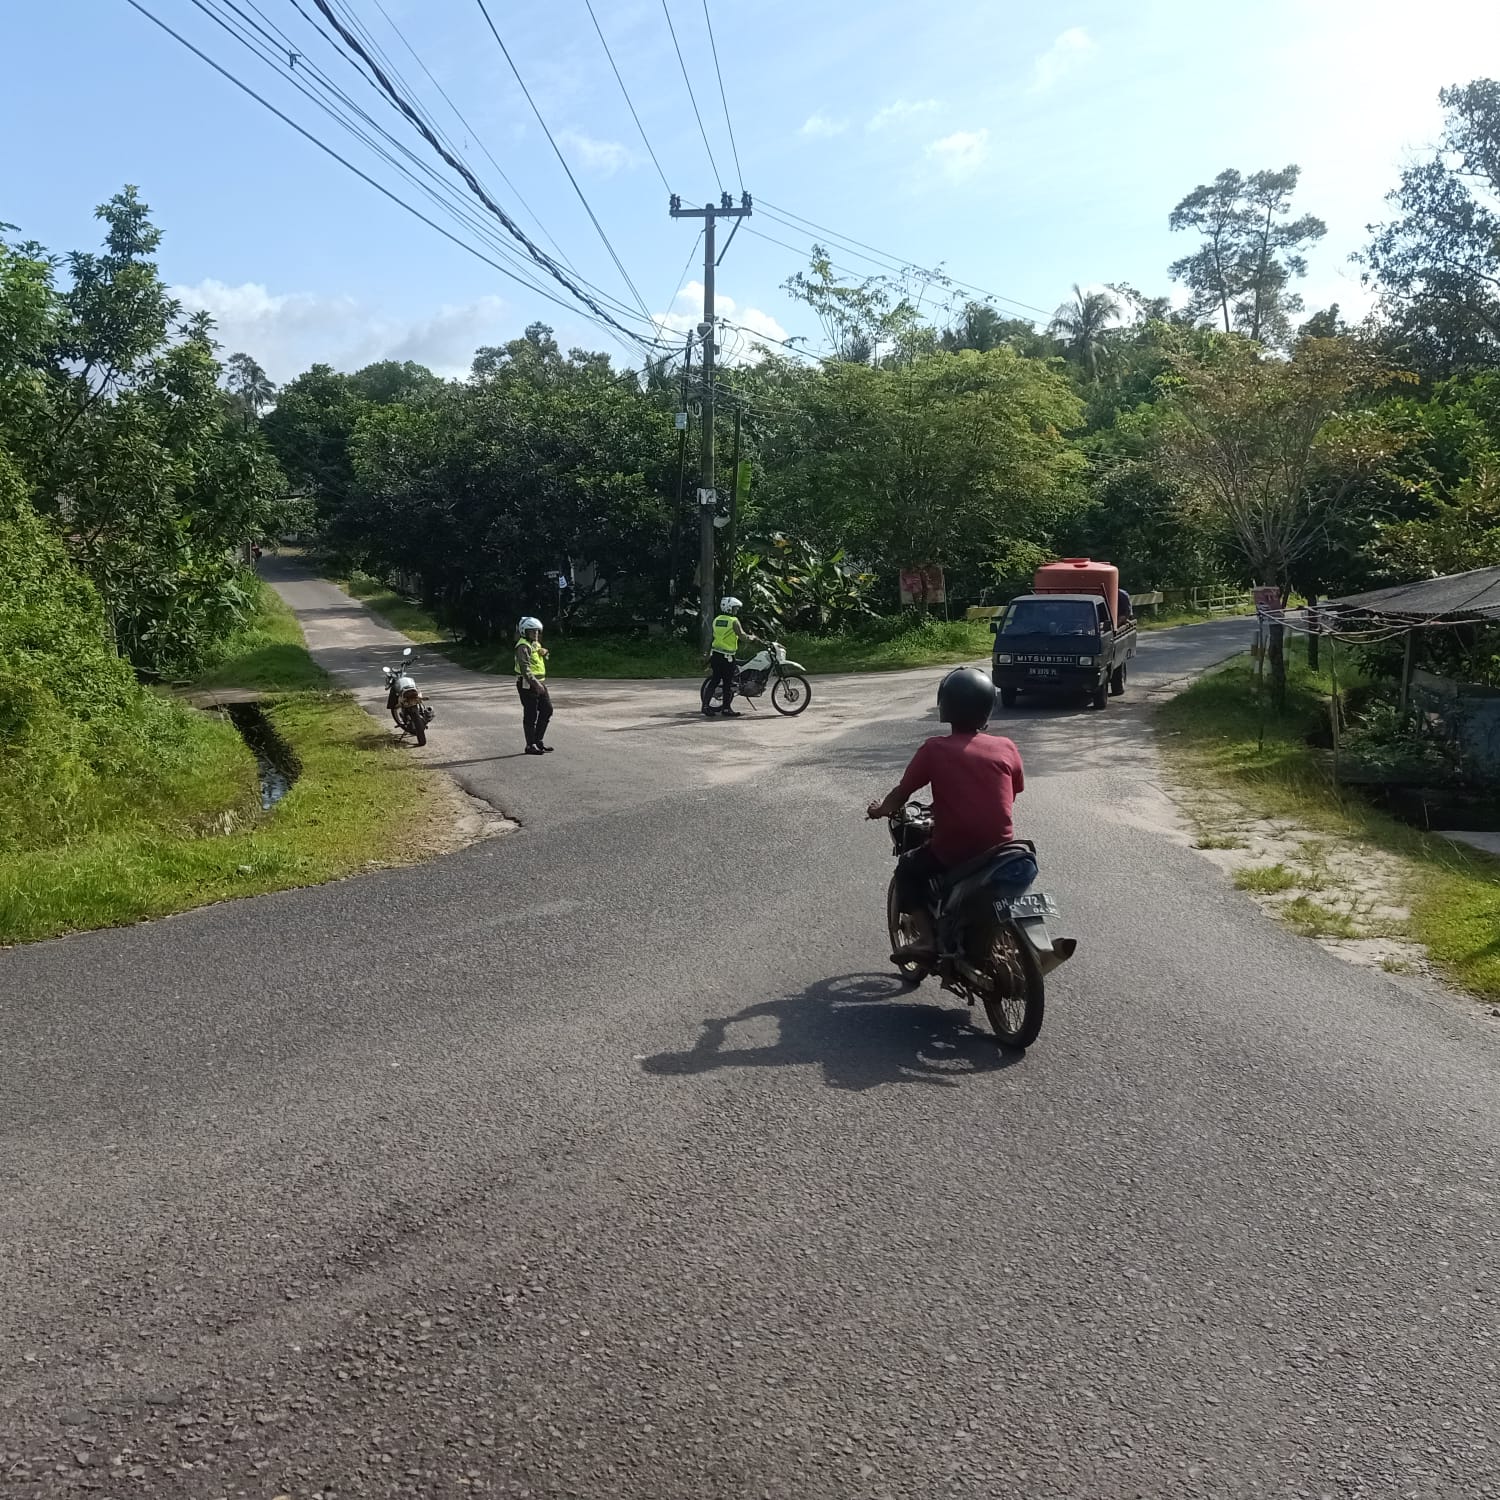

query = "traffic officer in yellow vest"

[
  {"left": 515, "top": 615, "right": 553, "bottom": 754},
  {"left": 706, "top": 595, "right": 758, "bottom": 717}
]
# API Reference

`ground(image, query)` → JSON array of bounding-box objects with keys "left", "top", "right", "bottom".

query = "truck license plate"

[{"left": 1027, "top": 666, "right": 1058, "bottom": 677}]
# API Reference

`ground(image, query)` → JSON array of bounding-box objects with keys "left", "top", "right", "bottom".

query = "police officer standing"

[
  {"left": 706, "top": 595, "right": 758, "bottom": 718},
  {"left": 515, "top": 615, "right": 553, "bottom": 753}
]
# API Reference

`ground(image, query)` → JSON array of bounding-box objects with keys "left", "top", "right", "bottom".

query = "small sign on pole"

[
  {"left": 1252, "top": 585, "right": 1281, "bottom": 613},
  {"left": 899, "top": 565, "right": 946, "bottom": 607},
  {"left": 675, "top": 411, "right": 688, "bottom": 430},
  {"left": 697, "top": 486, "right": 717, "bottom": 507}
]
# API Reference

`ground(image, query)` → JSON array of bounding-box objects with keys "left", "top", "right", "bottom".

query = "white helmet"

[
  {"left": 518, "top": 615, "right": 543, "bottom": 633},
  {"left": 719, "top": 596, "right": 743, "bottom": 613}
]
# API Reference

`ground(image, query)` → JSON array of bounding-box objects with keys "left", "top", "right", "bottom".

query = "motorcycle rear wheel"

[
  {"left": 700, "top": 675, "right": 729, "bottom": 714},
  {"left": 403, "top": 708, "right": 427, "bottom": 747},
  {"left": 771, "top": 672, "right": 812, "bottom": 716},
  {"left": 975, "top": 918, "right": 1045, "bottom": 1049},
  {"left": 886, "top": 877, "right": 926, "bottom": 987}
]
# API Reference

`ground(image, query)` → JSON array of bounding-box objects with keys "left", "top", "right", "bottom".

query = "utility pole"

[
  {"left": 666, "top": 331, "right": 694, "bottom": 617},
  {"left": 726, "top": 403, "right": 742, "bottom": 600},
  {"left": 670, "top": 191, "right": 752, "bottom": 648}
]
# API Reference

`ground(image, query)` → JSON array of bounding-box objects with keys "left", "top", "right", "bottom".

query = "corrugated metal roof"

[{"left": 1329, "top": 566, "right": 1500, "bottom": 621}]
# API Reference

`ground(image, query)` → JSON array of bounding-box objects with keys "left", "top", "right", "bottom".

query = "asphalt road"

[{"left": 3, "top": 566, "right": 1497, "bottom": 1499}]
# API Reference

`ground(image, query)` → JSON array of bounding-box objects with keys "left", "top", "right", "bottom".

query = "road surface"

[{"left": 2, "top": 565, "right": 1496, "bottom": 1499}]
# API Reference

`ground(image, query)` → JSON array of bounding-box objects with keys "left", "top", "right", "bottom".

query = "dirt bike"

[
  {"left": 381, "top": 647, "right": 434, "bottom": 747},
  {"left": 885, "top": 800, "right": 1075, "bottom": 1049},
  {"left": 700, "top": 641, "right": 813, "bottom": 717}
]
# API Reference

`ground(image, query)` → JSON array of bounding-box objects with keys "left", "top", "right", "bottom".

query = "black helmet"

[{"left": 937, "top": 666, "right": 996, "bottom": 732}]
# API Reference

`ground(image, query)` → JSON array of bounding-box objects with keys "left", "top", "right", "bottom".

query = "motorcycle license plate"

[{"left": 996, "top": 892, "right": 1058, "bottom": 919}]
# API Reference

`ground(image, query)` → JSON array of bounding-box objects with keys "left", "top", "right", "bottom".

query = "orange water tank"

[{"left": 1033, "top": 558, "right": 1119, "bottom": 625}]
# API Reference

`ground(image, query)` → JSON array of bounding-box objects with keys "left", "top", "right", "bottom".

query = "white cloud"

[
  {"left": 1031, "top": 27, "right": 1095, "bottom": 92},
  {"left": 558, "top": 130, "right": 635, "bottom": 175},
  {"left": 867, "top": 98, "right": 941, "bottom": 131},
  {"left": 800, "top": 113, "right": 849, "bottom": 138},
  {"left": 926, "top": 129, "right": 990, "bottom": 182},
  {"left": 171, "top": 279, "right": 511, "bottom": 382},
  {"left": 652, "top": 282, "right": 788, "bottom": 365}
]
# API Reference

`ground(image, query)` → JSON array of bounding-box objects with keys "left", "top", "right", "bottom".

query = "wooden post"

[
  {"left": 1329, "top": 635, "right": 1340, "bottom": 789},
  {"left": 1400, "top": 627, "right": 1416, "bottom": 711},
  {"left": 1256, "top": 617, "right": 1268, "bottom": 753}
]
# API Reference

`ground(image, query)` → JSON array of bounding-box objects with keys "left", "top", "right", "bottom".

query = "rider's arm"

[
  {"left": 867, "top": 743, "right": 932, "bottom": 819},
  {"left": 735, "top": 619, "right": 758, "bottom": 644}
]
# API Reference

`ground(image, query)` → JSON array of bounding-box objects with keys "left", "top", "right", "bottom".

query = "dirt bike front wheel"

[{"left": 771, "top": 672, "right": 812, "bottom": 716}]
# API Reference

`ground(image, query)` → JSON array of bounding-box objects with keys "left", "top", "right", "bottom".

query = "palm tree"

[
  {"left": 1047, "top": 284, "right": 1121, "bottom": 379},
  {"left": 226, "top": 352, "right": 277, "bottom": 424}
]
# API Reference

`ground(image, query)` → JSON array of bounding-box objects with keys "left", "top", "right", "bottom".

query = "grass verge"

[
  {"left": 1157, "top": 656, "right": 1500, "bottom": 1001},
  {"left": 1138, "top": 606, "right": 1254, "bottom": 632},
  {"left": 339, "top": 572, "right": 993, "bottom": 677},
  {"left": 0, "top": 580, "right": 449, "bottom": 945}
]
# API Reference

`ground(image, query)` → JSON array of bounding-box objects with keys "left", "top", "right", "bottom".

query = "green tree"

[
  {"left": 782, "top": 247, "right": 931, "bottom": 365},
  {"left": 1062, "top": 463, "right": 1225, "bottom": 590},
  {"left": 1048, "top": 284, "right": 1121, "bottom": 379},
  {"left": 225, "top": 351, "right": 277, "bottom": 425},
  {"left": 1367, "top": 372, "right": 1500, "bottom": 576},
  {"left": 1363, "top": 79, "right": 1500, "bottom": 376},
  {"left": 765, "top": 347, "right": 1085, "bottom": 598},
  {"left": 939, "top": 301, "right": 1045, "bottom": 355},
  {"left": 1155, "top": 333, "right": 1402, "bottom": 702},
  {"left": 1169, "top": 166, "right": 1326, "bottom": 346},
  {"left": 1, "top": 190, "right": 284, "bottom": 676},
  {"left": 261, "top": 363, "right": 367, "bottom": 517},
  {"left": 342, "top": 328, "right": 673, "bottom": 639}
]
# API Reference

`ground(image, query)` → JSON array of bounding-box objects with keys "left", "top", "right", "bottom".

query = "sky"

[{"left": 6, "top": 0, "right": 1500, "bottom": 383}]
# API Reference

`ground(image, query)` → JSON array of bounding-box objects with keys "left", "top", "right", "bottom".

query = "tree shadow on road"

[{"left": 641, "top": 972, "right": 1021, "bottom": 1091}]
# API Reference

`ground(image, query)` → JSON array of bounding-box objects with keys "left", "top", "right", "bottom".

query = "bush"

[
  {"left": 1341, "top": 698, "right": 1457, "bottom": 780},
  {"left": 0, "top": 451, "right": 250, "bottom": 850}
]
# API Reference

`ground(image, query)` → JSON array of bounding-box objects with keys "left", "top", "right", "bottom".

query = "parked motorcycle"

[
  {"left": 885, "top": 800, "right": 1075, "bottom": 1048},
  {"left": 382, "top": 647, "right": 434, "bottom": 747},
  {"left": 700, "top": 641, "right": 813, "bottom": 717}
]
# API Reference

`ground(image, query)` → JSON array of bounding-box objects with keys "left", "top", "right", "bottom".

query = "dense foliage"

[
  {"left": 13, "top": 80, "right": 1500, "bottom": 691},
  {"left": 1, "top": 189, "right": 286, "bottom": 677},
  {"left": 1, "top": 190, "right": 281, "bottom": 849}
]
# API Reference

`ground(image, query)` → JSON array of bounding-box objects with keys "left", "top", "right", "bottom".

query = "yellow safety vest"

[
  {"left": 712, "top": 614, "right": 740, "bottom": 654},
  {"left": 517, "top": 639, "right": 546, "bottom": 680}
]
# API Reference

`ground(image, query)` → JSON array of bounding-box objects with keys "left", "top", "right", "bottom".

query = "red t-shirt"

[{"left": 893, "top": 731, "right": 1025, "bottom": 866}]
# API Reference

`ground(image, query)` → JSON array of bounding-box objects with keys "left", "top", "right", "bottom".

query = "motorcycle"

[
  {"left": 885, "top": 800, "right": 1075, "bottom": 1049},
  {"left": 381, "top": 647, "right": 434, "bottom": 747},
  {"left": 700, "top": 641, "right": 813, "bottom": 717}
]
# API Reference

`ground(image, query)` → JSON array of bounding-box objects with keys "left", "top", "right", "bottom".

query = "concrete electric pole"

[{"left": 670, "top": 191, "right": 752, "bottom": 649}]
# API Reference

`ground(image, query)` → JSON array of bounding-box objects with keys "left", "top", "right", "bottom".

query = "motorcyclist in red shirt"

[{"left": 866, "top": 667, "right": 1024, "bottom": 962}]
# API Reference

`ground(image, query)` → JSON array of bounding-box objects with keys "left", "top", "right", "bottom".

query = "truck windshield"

[{"left": 1000, "top": 599, "right": 1100, "bottom": 638}]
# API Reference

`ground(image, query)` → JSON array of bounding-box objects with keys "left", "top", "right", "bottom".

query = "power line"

[
  {"left": 700, "top": 0, "right": 743, "bottom": 189},
  {"left": 583, "top": 0, "right": 673, "bottom": 196},
  {"left": 285, "top": 0, "right": 657, "bottom": 336},
  {"left": 209, "top": 0, "right": 656, "bottom": 337},
  {"left": 741, "top": 223, "right": 924, "bottom": 292},
  {"left": 469, "top": 0, "right": 656, "bottom": 327},
  {"left": 759, "top": 198, "right": 1052, "bottom": 317},
  {"left": 307, "top": 0, "right": 660, "bottom": 344},
  {"left": 718, "top": 319, "right": 840, "bottom": 368},
  {"left": 661, "top": 0, "right": 721, "bottom": 188},
  {"left": 122, "top": 0, "right": 665, "bottom": 357},
  {"left": 277, "top": 0, "right": 652, "bottom": 330},
  {"left": 660, "top": 227, "right": 704, "bottom": 330},
  {"left": 359, "top": 0, "right": 584, "bottom": 272}
]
